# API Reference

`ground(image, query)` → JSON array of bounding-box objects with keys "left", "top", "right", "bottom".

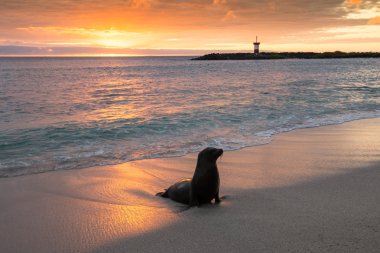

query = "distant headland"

[{"left": 191, "top": 51, "right": 380, "bottom": 61}]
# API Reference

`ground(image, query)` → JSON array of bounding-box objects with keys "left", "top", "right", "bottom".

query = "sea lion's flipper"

[{"left": 156, "top": 189, "right": 169, "bottom": 198}]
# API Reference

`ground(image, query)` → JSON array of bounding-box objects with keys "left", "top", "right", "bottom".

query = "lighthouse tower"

[{"left": 253, "top": 36, "right": 260, "bottom": 54}]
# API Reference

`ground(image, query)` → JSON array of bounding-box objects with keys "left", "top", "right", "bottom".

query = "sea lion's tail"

[{"left": 155, "top": 189, "right": 169, "bottom": 198}]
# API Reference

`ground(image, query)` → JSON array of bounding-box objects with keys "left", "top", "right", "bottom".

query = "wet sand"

[{"left": 0, "top": 118, "right": 379, "bottom": 253}]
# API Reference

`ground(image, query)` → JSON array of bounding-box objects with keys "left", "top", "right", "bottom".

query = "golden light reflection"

[
  {"left": 58, "top": 162, "right": 180, "bottom": 251},
  {"left": 82, "top": 105, "right": 142, "bottom": 123},
  {"left": 96, "top": 162, "right": 179, "bottom": 234}
]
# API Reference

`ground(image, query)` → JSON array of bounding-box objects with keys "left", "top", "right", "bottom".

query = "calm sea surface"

[{"left": 0, "top": 56, "right": 379, "bottom": 177}]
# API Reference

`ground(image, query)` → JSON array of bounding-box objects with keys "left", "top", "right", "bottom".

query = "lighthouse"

[{"left": 253, "top": 36, "right": 260, "bottom": 54}]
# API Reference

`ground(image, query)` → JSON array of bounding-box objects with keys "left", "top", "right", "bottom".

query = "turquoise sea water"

[{"left": 0, "top": 56, "right": 379, "bottom": 177}]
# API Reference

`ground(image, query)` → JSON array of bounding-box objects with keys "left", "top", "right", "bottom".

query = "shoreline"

[
  {"left": 1, "top": 118, "right": 380, "bottom": 252},
  {"left": 2, "top": 114, "right": 380, "bottom": 179}
]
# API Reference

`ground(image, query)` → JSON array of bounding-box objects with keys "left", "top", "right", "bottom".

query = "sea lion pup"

[{"left": 156, "top": 147, "right": 223, "bottom": 207}]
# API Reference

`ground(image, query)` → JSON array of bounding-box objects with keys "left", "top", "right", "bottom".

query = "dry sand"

[{"left": 0, "top": 118, "right": 379, "bottom": 253}]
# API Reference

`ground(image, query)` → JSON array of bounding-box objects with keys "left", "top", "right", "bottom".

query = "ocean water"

[{"left": 0, "top": 56, "right": 379, "bottom": 177}]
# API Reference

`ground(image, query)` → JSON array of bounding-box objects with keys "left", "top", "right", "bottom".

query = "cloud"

[
  {"left": 130, "top": 0, "right": 155, "bottom": 8},
  {"left": 222, "top": 10, "right": 237, "bottom": 21},
  {"left": 346, "top": 0, "right": 362, "bottom": 7},
  {"left": 4, "top": 26, "right": 147, "bottom": 48},
  {"left": 300, "top": 24, "right": 380, "bottom": 41},
  {"left": 1, "top": 1, "right": 376, "bottom": 31},
  {"left": 213, "top": 0, "right": 227, "bottom": 5},
  {"left": 15, "top": 26, "right": 140, "bottom": 37},
  {"left": 368, "top": 16, "right": 380, "bottom": 24},
  {"left": 345, "top": 7, "right": 379, "bottom": 19},
  {"left": 0, "top": 45, "right": 236, "bottom": 56},
  {"left": 1, "top": 0, "right": 380, "bottom": 53}
]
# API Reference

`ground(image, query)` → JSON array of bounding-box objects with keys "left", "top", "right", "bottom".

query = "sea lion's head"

[{"left": 197, "top": 147, "right": 223, "bottom": 165}]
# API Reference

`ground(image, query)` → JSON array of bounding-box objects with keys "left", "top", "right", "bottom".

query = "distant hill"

[{"left": 192, "top": 52, "right": 380, "bottom": 60}]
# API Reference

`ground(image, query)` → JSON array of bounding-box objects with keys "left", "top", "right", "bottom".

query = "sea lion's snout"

[
  {"left": 215, "top": 148, "right": 223, "bottom": 158},
  {"left": 198, "top": 147, "right": 223, "bottom": 162},
  {"left": 209, "top": 147, "right": 223, "bottom": 161}
]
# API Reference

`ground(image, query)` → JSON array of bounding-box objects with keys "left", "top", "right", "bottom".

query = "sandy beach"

[{"left": 1, "top": 118, "right": 379, "bottom": 253}]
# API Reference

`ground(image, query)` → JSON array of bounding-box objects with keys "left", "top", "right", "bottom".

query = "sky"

[{"left": 0, "top": 0, "right": 380, "bottom": 56}]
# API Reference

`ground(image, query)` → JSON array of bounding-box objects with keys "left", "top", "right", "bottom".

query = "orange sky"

[{"left": 1, "top": 0, "right": 379, "bottom": 55}]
